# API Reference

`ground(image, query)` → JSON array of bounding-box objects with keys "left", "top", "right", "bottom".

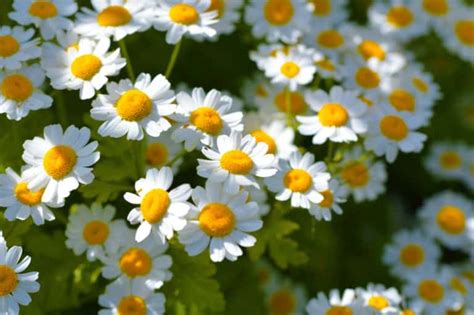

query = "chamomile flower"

[
  {"left": 305, "top": 0, "right": 348, "bottom": 25},
  {"left": 0, "top": 65, "right": 53, "bottom": 121},
  {"left": 306, "top": 289, "right": 366, "bottom": 315},
  {"left": 297, "top": 86, "right": 368, "bottom": 144},
  {"left": 357, "top": 283, "right": 402, "bottom": 314},
  {"left": 9, "top": 0, "right": 78, "bottom": 40},
  {"left": 21, "top": 124, "right": 100, "bottom": 205},
  {"left": 264, "top": 277, "right": 307, "bottom": 315},
  {"left": 341, "top": 57, "right": 389, "bottom": 95},
  {"left": 65, "top": 203, "right": 127, "bottom": 262},
  {"left": 98, "top": 277, "right": 165, "bottom": 315},
  {"left": 418, "top": 191, "right": 473, "bottom": 250},
  {"left": 0, "top": 26, "right": 40, "bottom": 70},
  {"left": 250, "top": 43, "right": 290, "bottom": 71},
  {"left": 383, "top": 229, "right": 441, "bottom": 280},
  {"left": 205, "top": 0, "right": 243, "bottom": 36},
  {"left": 145, "top": 131, "right": 183, "bottom": 171},
  {"left": 425, "top": 143, "right": 469, "bottom": 180},
  {"left": 399, "top": 64, "right": 441, "bottom": 106},
  {"left": 91, "top": 73, "right": 176, "bottom": 140},
  {"left": 0, "top": 242, "right": 40, "bottom": 315},
  {"left": 444, "top": 267, "right": 474, "bottom": 311},
  {"left": 42, "top": 37, "right": 126, "bottom": 100},
  {"left": 413, "top": 0, "right": 457, "bottom": 31},
  {"left": 307, "top": 179, "right": 346, "bottom": 221},
  {"left": 124, "top": 167, "right": 192, "bottom": 243},
  {"left": 154, "top": 0, "right": 218, "bottom": 44},
  {"left": 172, "top": 88, "right": 243, "bottom": 151},
  {"left": 303, "top": 23, "right": 347, "bottom": 59},
  {"left": 179, "top": 181, "right": 262, "bottom": 262},
  {"left": 439, "top": 7, "right": 474, "bottom": 63},
  {"left": 0, "top": 168, "right": 61, "bottom": 225},
  {"left": 197, "top": 131, "right": 277, "bottom": 194},
  {"left": 265, "top": 151, "right": 330, "bottom": 209},
  {"left": 257, "top": 84, "right": 310, "bottom": 117}
]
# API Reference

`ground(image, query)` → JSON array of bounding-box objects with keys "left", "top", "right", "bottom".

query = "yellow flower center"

[
  {"left": 400, "top": 243, "right": 425, "bottom": 267},
  {"left": 317, "top": 29, "right": 345, "bottom": 49},
  {"left": 315, "top": 58, "right": 336, "bottom": 72},
  {"left": 269, "top": 289, "right": 296, "bottom": 315},
  {"left": 283, "top": 169, "right": 313, "bottom": 193},
  {"left": 418, "top": 279, "right": 444, "bottom": 302},
  {"left": 97, "top": 5, "right": 132, "bottom": 27},
  {"left": 436, "top": 205, "right": 466, "bottom": 234},
  {"left": 450, "top": 277, "right": 468, "bottom": 295},
  {"left": 169, "top": 4, "right": 199, "bottom": 25},
  {"left": 116, "top": 89, "right": 152, "bottom": 122},
  {"left": 386, "top": 6, "right": 413, "bottom": 28},
  {"left": 251, "top": 130, "right": 277, "bottom": 154},
  {"left": 412, "top": 77, "right": 429, "bottom": 93},
  {"left": 318, "top": 189, "right": 334, "bottom": 208},
  {"left": 29, "top": 1, "right": 58, "bottom": 19},
  {"left": 455, "top": 20, "right": 474, "bottom": 46},
  {"left": 146, "top": 143, "right": 169, "bottom": 167},
  {"left": 439, "top": 151, "right": 462, "bottom": 170},
  {"left": 1, "top": 74, "right": 33, "bottom": 102},
  {"left": 15, "top": 182, "right": 44, "bottom": 206},
  {"left": 220, "top": 150, "right": 253, "bottom": 175},
  {"left": 423, "top": 0, "right": 449, "bottom": 16},
  {"left": 82, "top": 220, "right": 110, "bottom": 245},
  {"left": 71, "top": 54, "right": 103, "bottom": 81},
  {"left": 0, "top": 35, "right": 20, "bottom": 57},
  {"left": 310, "top": 0, "right": 331, "bottom": 16},
  {"left": 389, "top": 89, "right": 415, "bottom": 112},
  {"left": 319, "top": 103, "right": 349, "bottom": 127},
  {"left": 0, "top": 265, "right": 17, "bottom": 296},
  {"left": 274, "top": 91, "right": 307, "bottom": 115},
  {"left": 264, "top": 0, "right": 294, "bottom": 26},
  {"left": 43, "top": 145, "right": 77, "bottom": 180},
  {"left": 119, "top": 248, "right": 152, "bottom": 277},
  {"left": 325, "top": 306, "right": 353, "bottom": 315},
  {"left": 379, "top": 115, "right": 408, "bottom": 141},
  {"left": 280, "top": 61, "right": 300, "bottom": 78},
  {"left": 199, "top": 203, "right": 235, "bottom": 237},
  {"left": 342, "top": 162, "right": 369, "bottom": 188},
  {"left": 190, "top": 107, "right": 223, "bottom": 136},
  {"left": 140, "top": 189, "right": 170, "bottom": 224},
  {"left": 358, "top": 40, "right": 386, "bottom": 60},
  {"left": 117, "top": 295, "right": 147, "bottom": 315},
  {"left": 368, "top": 296, "right": 389, "bottom": 311},
  {"left": 207, "top": 0, "right": 225, "bottom": 18},
  {"left": 355, "top": 67, "right": 380, "bottom": 89}
]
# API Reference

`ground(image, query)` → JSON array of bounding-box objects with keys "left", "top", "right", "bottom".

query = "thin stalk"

[
  {"left": 326, "top": 142, "right": 335, "bottom": 162},
  {"left": 119, "top": 39, "right": 136, "bottom": 81},
  {"left": 165, "top": 40, "right": 182, "bottom": 78}
]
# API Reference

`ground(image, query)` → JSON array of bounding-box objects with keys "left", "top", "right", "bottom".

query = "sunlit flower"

[
  {"left": 356, "top": 283, "right": 402, "bottom": 314},
  {"left": 0, "top": 26, "right": 40, "bottom": 70}
]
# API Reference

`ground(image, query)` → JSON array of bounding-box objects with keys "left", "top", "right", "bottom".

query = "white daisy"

[
  {"left": 178, "top": 181, "right": 262, "bottom": 262},
  {"left": 145, "top": 130, "right": 183, "bottom": 171},
  {"left": 307, "top": 179, "right": 346, "bottom": 221},
  {"left": 250, "top": 42, "right": 290, "bottom": 71},
  {"left": 124, "top": 167, "right": 192, "bottom": 243},
  {"left": 306, "top": 289, "right": 366, "bottom": 315},
  {"left": 264, "top": 276, "right": 307, "bottom": 315},
  {"left": 341, "top": 57, "right": 390, "bottom": 95},
  {"left": 439, "top": 7, "right": 474, "bottom": 63},
  {"left": 412, "top": 0, "right": 458, "bottom": 32},
  {"left": 356, "top": 283, "right": 402, "bottom": 314},
  {"left": 305, "top": 0, "right": 348, "bottom": 26},
  {"left": 91, "top": 73, "right": 176, "bottom": 140},
  {"left": 256, "top": 82, "right": 311, "bottom": 117},
  {"left": 398, "top": 63, "right": 441, "bottom": 106},
  {"left": 204, "top": 0, "right": 243, "bottom": 37},
  {"left": 197, "top": 131, "right": 277, "bottom": 194},
  {"left": 425, "top": 143, "right": 469, "bottom": 180},
  {"left": 0, "top": 26, "right": 40, "bottom": 70},
  {"left": 21, "top": 124, "right": 100, "bottom": 205},
  {"left": 303, "top": 22, "right": 347, "bottom": 60}
]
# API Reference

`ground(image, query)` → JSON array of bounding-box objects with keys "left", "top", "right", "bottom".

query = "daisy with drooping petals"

[
  {"left": 0, "top": 65, "right": 53, "bottom": 121},
  {"left": 21, "top": 124, "right": 100, "bottom": 205},
  {"left": 265, "top": 151, "right": 330, "bottom": 210},
  {"left": 172, "top": 87, "right": 243, "bottom": 151},
  {"left": 438, "top": 7, "right": 474, "bottom": 63},
  {"left": 305, "top": 0, "right": 348, "bottom": 25},
  {"left": 197, "top": 131, "right": 277, "bottom": 194},
  {"left": 425, "top": 143, "right": 469, "bottom": 180},
  {"left": 204, "top": 0, "right": 243, "bottom": 37},
  {"left": 9, "top": 0, "right": 78, "bottom": 40},
  {"left": 124, "top": 167, "right": 192, "bottom": 243},
  {"left": 145, "top": 130, "right": 183, "bottom": 171},
  {"left": 297, "top": 86, "right": 368, "bottom": 144},
  {"left": 0, "top": 26, "right": 40, "bottom": 70},
  {"left": 0, "top": 241, "right": 40, "bottom": 315},
  {"left": 91, "top": 73, "right": 176, "bottom": 141},
  {"left": 357, "top": 283, "right": 402, "bottom": 314},
  {"left": 42, "top": 37, "right": 126, "bottom": 100},
  {"left": 179, "top": 181, "right": 262, "bottom": 262},
  {"left": 307, "top": 179, "right": 346, "bottom": 221},
  {"left": 306, "top": 289, "right": 366, "bottom": 315},
  {"left": 154, "top": 0, "right": 218, "bottom": 44}
]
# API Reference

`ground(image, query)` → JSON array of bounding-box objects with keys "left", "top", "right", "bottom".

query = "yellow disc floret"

[
  {"left": 423, "top": 0, "right": 449, "bottom": 16},
  {"left": 97, "top": 6, "right": 132, "bottom": 27},
  {"left": 389, "top": 89, "right": 415, "bottom": 112},
  {"left": 264, "top": 0, "right": 294, "bottom": 26},
  {"left": 71, "top": 54, "right": 103, "bottom": 81},
  {"left": 82, "top": 220, "right": 110, "bottom": 245},
  {"left": 119, "top": 248, "right": 152, "bottom": 277},
  {"left": 251, "top": 130, "right": 277, "bottom": 154},
  {"left": 325, "top": 306, "right": 353, "bottom": 315},
  {"left": 368, "top": 296, "right": 389, "bottom": 311},
  {"left": 0, "top": 265, "right": 18, "bottom": 296},
  {"left": 318, "top": 189, "right": 334, "bottom": 208},
  {"left": 140, "top": 189, "right": 170, "bottom": 224},
  {"left": 439, "top": 151, "right": 462, "bottom": 170},
  {"left": 220, "top": 150, "right": 254, "bottom": 175},
  {"left": 169, "top": 4, "right": 199, "bottom": 25},
  {"left": 116, "top": 89, "right": 152, "bottom": 121},
  {"left": 29, "top": 1, "right": 58, "bottom": 19},
  {"left": 317, "top": 30, "right": 345, "bottom": 49},
  {"left": 319, "top": 103, "right": 349, "bottom": 127},
  {"left": 400, "top": 243, "right": 425, "bottom": 267},
  {"left": 379, "top": 115, "right": 408, "bottom": 141},
  {"left": 341, "top": 162, "right": 369, "bottom": 188},
  {"left": 280, "top": 61, "right": 300, "bottom": 78},
  {"left": 0, "top": 35, "right": 20, "bottom": 57},
  {"left": 1, "top": 74, "right": 33, "bottom": 102},
  {"left": 274, "top": 90, "right": 307, "bottom": 115},
  {"left": 269, "top": 289, "right": 296, "bottom": 315},
  {"left": 146, "top": 143, "right": 169, "bottom": 167},
  {"left": 455, "top": 20, "right": 474, "bottom": 46},
  {"left": 358, "top": 40, "right": 386, "bottom": 60},
  {"left": 117, "top": 295, "right": 147, "bottom": 315},
  {"left": 43, "top": 145, "right": 77, "bottom": 180},
  {"left": 418, "top": 279, "right": 444, "bottom": 302},
  {"left": 199, "top": 203, "right": 235, "bottom": 237},
  {"left": 283, "top": 169, "right": 313, "bottom": 193},
  {"left": 436, "top": 205, "right": 466, "bottom": 234},
  {"left": 190, "top": 107, "right": 223, "bottom": 135},
  {"left": 386, "top": 6, "right": 413, "bottom": 28},
  {"left": 355, "top": 67, "right": 380, "bottom": 89},
  {"left": 15, "top": 182, "right": 44, "bottom": 206}
]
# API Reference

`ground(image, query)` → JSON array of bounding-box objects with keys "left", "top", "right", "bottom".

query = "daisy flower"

[
  {"left": 204, "top": 0, "right": 243, "bottom": 36},
  {"left": 303, "top": 23, "right": 347, "bottom": 60},
  {"left": 306, "top": 289, "right": 366, "bottom": 315},
  {"left": 75, "top": 0, "right": 154, "bottom": 41},
  {"left": 65, "top": 203, "right": 127, "bottom": 262},
  {"left": 9, "top": 0, "right": 78, "bottom": 40},
  {"left": 91, "top": 73, "right": 176, "bottom": 140},
  {"left": 418, "top": 191, "right": 473, "bottom": 250},
  {"left": 153, "top": 0, "right": 218, "bottom": 44},
  {"left": 257, "top": 84, "right": 310, "bottom": 117},
  {"left": 297, "top": 86, "right": 368, "bottom": 144},
  {"left": 305, "top": 0, "right": 348, "bottom": 25},
  {"left": 383, "top": 229, "right": 441, "bottom": 280},
  {"left": 356, "top": 283, "right": 402, "bottom": 314},
  {"left": 0, "top": 26, "right": 40, "bottom": 70},
  {"left": 413, "top": 0, "right": 457, "bottom": 31},
  {"left": 307, "top": 179, "right": 346, "bottom": 221},
  {"left": 0, "top": 65, "right": 53, "bottom": 121},
  {"left": 178, "top": 181, "right": 262, "bottom": 262},
  {"left": 424, "top": 143, "right": 469, "bottom": 180},
  {"left": 42, "top": 37, "right": 126, "bottom": 100},
  {"left": 341, "top": 57, "right": 389, "bottom": 95},
  {"left": 444, "top": 267, "right": 474, "bottom": 311},
  {"left": 171, "top": 87, "right": 243, "bottom": 151},
  {"left": 399, "top": 63, "right": 441, "bottom": 106},
  {"left": 0, "top": 242, "right": 40, "bottom": 315},
  {"left": 21, "top": 124, "right": 100, "bottom": 205},
  {"left": 265, "top": 151, "right": 330, "bottom": 209},
  {"left": 145, "top": 130, "right": 183, "bottom": 171},
  {"left": 98, "top": 277, "right": 165, "bottom": 315},
  {"left": 197, "top": 131, "right": 277, "bottom": 194},
  {"left": 124, "top": 167, "right": 192, "bottom": 243},
  {"left": 264, "top": 277, "right": 307, "bottom": 315},
  {"left": 438, "top": 7, "right": 474, "bottom": 63},
  {"left": 250, "top": 43, "right": 291, "bottom": 71}
]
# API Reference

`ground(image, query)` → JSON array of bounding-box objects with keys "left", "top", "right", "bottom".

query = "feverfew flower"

[
  {"left": 0, "top": 26, "right": 40, "bottom": 70},
  {"left": 356, "top": 283, "right": 402, "bottom": 314},
  {"left": 425, "top": 143, "right": 469, "bottom": 180},
  {"left": 439, "top": 7, "right": 474, "bottom": 63},
  {"left": 307, "top": 179, "right": 346, "bottom": 221},
  {"left": 264, "top": 277, "right": 307, "bottom": 315},
  {"left": 305, "top": 0, "right": 348, "bottom": 26},
  {"left": 145, "top": 131, "right": 183, "bottom": 171},
  {"left": 306, "top": 289, "right": 366, "bottom": 315}
]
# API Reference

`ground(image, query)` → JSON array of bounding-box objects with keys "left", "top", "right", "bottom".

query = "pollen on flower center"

[
  {"left": 220, "top": 150, "right": 254, "bottom": 174},
  {"left": 118, "top": 295, "right": 147, "bottom": 315},
  {"left": 436, "top": 205, "right": 465, "bottom": 234},
  {"left": 71, "top": 54, "right": 103, "bottom": 81},
  {"left": 274, "top": 90, "right": 307, "bottom": 115},
  {"left": 317, "top": 30, "right": 345, "bottom": 49},
  {"left": 269, "top": 289, "right": 296, "bottom": 315},
  {"left": 318, "top": 189, "right": 334, "bottom": 208},
  {"left": 284, "top": 169, "right": 313, "bottom": 193},
  {"left": 368, "top": 296, "right": 389, "bottom": 310},
  {"left": 379, "top": 115, "right": 408, "bottom": 141},
  {"left": 251, "top": 130, "right": 277, "bottom": 154},
  {"left": 97, "top": 5, "right": 132, "bottom": 27},
  {"left": 119, "top": 248, "right": 152, "bottom": 277},
  {"left": 319, "top": 103, "right": 349, "bottom": 127},
  {"left": 310, "top": 0, "right": 331, "bottom": 16},
  {"left": 29, "top": 1, "right": 58, "bottom": 19},
  {"left": 0, "top": 265, "right": 18, "bottom": 296},
  {"left": 280, "top": 61, "right": 300, "bottom": 78},
  {"left": 386, "top": 6, "right": 413, "bottom": 28},
  {"left": 439, "top": 151, "right": 462, "bottom": 170},
  {"left": 264, "top": 0, "right": 294, "bottom": 26},
  {"left": 325, "top": 306, "right": 354, "bottom": 315},
  {"left": 82, "top": 220, "right": 110, "bottom": 245},
  {"left": 0, "top": 35, "right": 20, "bottom": 57},
  {"left": 141, "top": 189, "right": 170, "bottom": 224},
  {"left": 355, "top": 67, "right": 380, "bottom": 89},
  {"left": 400, "top": 243, "right": 425, "bottom": 267},
  {"left": 1, "top": 74, "right": 33, "bottom": 102},
  {"left": 146, "top": 143, "right": 169, "bottom": 167},
  {"left": 423, "top": 0, "right": 449, "bottom": 16},
  {"left": 199, "top": 203, "right": 235, "bottom": 237},
  {"left": 418, "top": 279, "right": 444, "bottom": 302},
  {"left": 15, "top": 182, "right": 44, "bottom": 206},
  {"left": 169, "top": 4, "right": 199, "bottom": 25},
  {"left": 116, "top": 89, "right": 152, "bottom": 122},
  {"left": 358, "top": 40, "right": 386, "bottom": 60},
  {"left": 190, "top": 107, "right": 223, "bottom": 135},
  {"left": 454, "top": 20, "right": 474, "bottom": 46},
  {"left": 43, "top": 145, "right": 77, "bottom": 180},
  {"left": 342, "top": 162, "right": 369, "bottom": 187},
  {"left": 389, "top": 89, "right": 415, "bottom": 112}
]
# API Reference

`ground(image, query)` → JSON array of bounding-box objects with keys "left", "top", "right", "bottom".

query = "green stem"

[
  {"left": 119, "top": 39, "right": 136, "bottom": 81},
  {"left": 167, "top": 149, "right": 186, "bottom": 167},
  {"left": 165, "top": 40, "right": 182, "bottom": 78},
  {"left": 54, "top": 90, "right": 68, "bottom": 126},
  {"left": 326, "top": 142, "right": 335, "bottom": 164}
]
